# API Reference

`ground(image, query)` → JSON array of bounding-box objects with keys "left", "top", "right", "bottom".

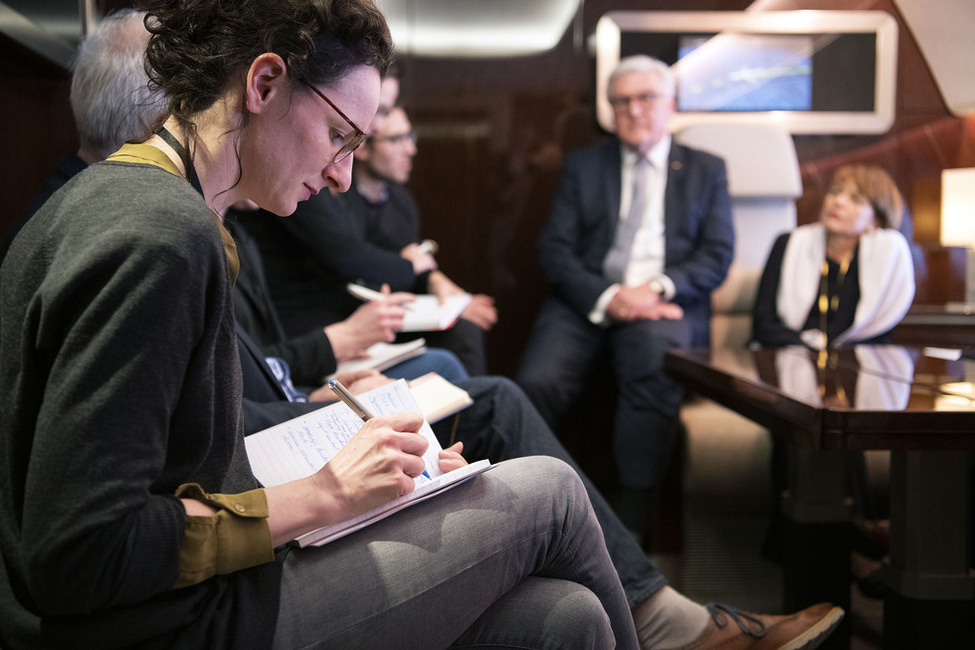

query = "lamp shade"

[{"left": 941, "top": 168, "right": 975, "bottom": 247}]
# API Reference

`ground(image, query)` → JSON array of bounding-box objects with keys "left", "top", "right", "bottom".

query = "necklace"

[{"left": 816, "top": 255, "right": 851, "bottom": 361}]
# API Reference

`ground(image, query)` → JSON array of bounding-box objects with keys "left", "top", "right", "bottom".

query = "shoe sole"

[{"left": 779, "top": 606, "right": 845, "bottom": 650}]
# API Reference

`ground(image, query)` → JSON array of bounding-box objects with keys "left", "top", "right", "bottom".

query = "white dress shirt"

[{"left": 589, "top": 136, "right": 675, "bottom": 325}]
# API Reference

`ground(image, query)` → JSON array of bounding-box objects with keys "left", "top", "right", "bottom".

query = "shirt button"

[{"left": 234, "top": 503, "right": 246, "bottom": 513}]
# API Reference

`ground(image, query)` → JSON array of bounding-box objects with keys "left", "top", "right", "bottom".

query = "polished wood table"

[
  {"left": 892, "top": 304, "right": 975, "bottom": 348},
  {"left": 665, "top": 345, "right": 975, "bottom": 650}
]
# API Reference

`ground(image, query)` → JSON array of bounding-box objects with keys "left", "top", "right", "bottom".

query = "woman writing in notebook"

[
  {"left": 0, "top": 1, "right": 638, "bottom": 647},
  {"left": 751, "top": 163, "right": 915, "bottom": 350}
]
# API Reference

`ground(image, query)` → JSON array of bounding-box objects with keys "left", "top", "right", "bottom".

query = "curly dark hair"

[{"left": 139, "top": 0, "right": 393, "bottom": 131}]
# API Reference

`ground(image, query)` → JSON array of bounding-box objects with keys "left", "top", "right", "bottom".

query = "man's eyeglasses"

[
  {"left": 299, "top": 78, "right": 366, "bottom": 163},
  {"left": 369, "top": 131, "right": 417, "bottom": 147},
  {"left": 608, "top": 92, "right": 668, "bottom": 112}
]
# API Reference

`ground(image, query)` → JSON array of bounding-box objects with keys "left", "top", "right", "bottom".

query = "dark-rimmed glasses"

[
  {"left": 369, "top": 130, "right": 417, "bottom": 147},
  {"left": 299, "top": 78, "right": 366, "bottom": 163},
  {"left": 608, "top": 92, "right": 668, "bottom": 112}
]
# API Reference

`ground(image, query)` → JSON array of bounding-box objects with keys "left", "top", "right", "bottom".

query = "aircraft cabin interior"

[{"left": 1, "top": 1, "right": 974, "bottom": 648}]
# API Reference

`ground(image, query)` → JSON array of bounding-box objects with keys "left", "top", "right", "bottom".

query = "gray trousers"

[{"left": 272, "top": 456, "right": 639, "bottom": 649}]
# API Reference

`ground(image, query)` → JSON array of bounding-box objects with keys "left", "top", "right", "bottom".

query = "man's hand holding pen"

[
  {"left": 326, "top": 284, "right": 417, "bottom": 362},
  {"left": 400, "top": 242, "right": 438, "bottom": 275}
]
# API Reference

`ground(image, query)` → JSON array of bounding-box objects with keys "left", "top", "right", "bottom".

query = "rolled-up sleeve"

[{"left": 173, "top": 483, "right": 275, "bottom": 589}]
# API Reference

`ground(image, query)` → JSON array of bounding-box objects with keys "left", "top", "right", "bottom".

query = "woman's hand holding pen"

[
  {"left": 262, "top": 410, "right": 429, "bottom": 547},
  {"left": 313, "top": 411, "right": 429, "bottom": 514}
]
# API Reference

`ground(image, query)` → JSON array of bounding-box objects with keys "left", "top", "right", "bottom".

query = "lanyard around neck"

[{"left": 154, "top": 125, "right": 204, "bottom": 197}]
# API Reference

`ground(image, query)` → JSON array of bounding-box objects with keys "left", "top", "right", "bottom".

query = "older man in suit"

[{"left": 517, "top": 55, "right": 734, "bottom": 525}]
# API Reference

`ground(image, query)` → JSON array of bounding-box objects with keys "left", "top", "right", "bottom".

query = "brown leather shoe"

[{"left": 661, "top": 602, "right": 844, "bottom": 650}]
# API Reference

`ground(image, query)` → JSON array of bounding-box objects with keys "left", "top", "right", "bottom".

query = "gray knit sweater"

[{"left": 0, "top": 160, "right": 279, "bottom": 649}]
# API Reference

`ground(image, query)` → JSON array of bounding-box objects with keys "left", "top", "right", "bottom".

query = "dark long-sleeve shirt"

[{"left": 233, "top": 188, "right": 425, "bottom": 336}]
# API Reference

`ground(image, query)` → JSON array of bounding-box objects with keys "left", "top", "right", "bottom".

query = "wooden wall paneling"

[{"left": 0, "top": 40, "right": 74, "bottom": 249}]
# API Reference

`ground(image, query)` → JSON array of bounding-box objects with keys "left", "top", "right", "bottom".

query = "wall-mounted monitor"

[{"left": 595, "top": 11, "right": 898, "bottom": 135}]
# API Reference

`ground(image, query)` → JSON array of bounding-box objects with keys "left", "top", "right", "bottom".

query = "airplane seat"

[{"left": 673, "top": 123, "right": 801, "bottom": 505}]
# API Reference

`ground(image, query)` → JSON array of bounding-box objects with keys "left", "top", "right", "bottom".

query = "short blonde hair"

[{"left": 831, "top": 164, "right": 905, "bottom": 230}]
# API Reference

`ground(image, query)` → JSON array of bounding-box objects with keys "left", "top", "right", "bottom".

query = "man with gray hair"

[
  {"left": 519, "top": 54, "right": 733, "bottom": 507},
  {"left": 517, "top": 56, "right": 838, "bottom": 648},
  {"left": 69, "top": 8, "right": 167, "bottom": 163}
]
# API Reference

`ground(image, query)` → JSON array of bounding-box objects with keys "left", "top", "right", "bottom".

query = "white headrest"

[{"left": 675, "top": 123, "right": 802, "bottom": 199}]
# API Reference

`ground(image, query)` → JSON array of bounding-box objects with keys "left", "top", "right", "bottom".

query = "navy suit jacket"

[
  {"left": 538, "top": 137, "right": 734, "bottom": 346},
  {"left": 237, "top": 324, "right": 322, "bottom": 434}
]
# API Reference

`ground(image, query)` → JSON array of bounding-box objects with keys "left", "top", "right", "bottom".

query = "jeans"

[
  {"left": 397, "top": 318, "right": 487, "bottom": 376},
  {"left": 385, "top": 346, "right": 470, "bottom": 384},
  {"left": 273, "top": 456, "right": 638, "bottom": 649}
]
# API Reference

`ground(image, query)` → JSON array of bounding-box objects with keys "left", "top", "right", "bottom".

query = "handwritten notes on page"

[{"left": 244, "top": 379, "right": 491, "bottom": 546}]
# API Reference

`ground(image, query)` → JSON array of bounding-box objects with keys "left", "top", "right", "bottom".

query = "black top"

[
  {"left": 226, "top": 218, "right": 338, "bottom": 387},
  {"left": 751, "top": 232, "right": 891, "bottom": 349},
  {"left": 231, "top": 188, "right": 426, "bottom": 337},
  {"left": 351, "top": 181, "right": 421, "bottom": 252}
]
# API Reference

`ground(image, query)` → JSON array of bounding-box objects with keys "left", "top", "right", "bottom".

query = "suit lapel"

[
  {"left": 663, "top": 143, "right": 687, "bottom": 260},
  {"left": 236, "top": 324, "right": 290, "bottom": 400}
]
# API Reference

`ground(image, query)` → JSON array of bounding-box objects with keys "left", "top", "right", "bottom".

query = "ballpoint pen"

[
  {"left": 328, "top": 379, "right": 430, "bottom": 479},
  {"left": 328, "top": 378, "right": 374, "bottom": 421},
  {"left": 346, "top": 282, "right": 416, "bottom": 311},
  {"left": 416, "top": 239, "right": 438, "bottom": 256}
]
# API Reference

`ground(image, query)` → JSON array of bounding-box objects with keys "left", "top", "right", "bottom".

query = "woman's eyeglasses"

[{"left": 299, "top": 79, "right": 366, "bottom": 163}]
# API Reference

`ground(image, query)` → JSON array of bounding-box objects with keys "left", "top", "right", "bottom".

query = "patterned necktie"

[{"left": 603, "top": 156, "right": 652, "bottom": 283}]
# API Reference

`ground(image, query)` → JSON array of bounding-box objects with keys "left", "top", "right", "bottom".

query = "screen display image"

[
  {"left": 676, "top": 34, "right": 813, "bottom": 112},
  {"left": 595, "top": 11, "right": 898, "bottom": 134}
]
